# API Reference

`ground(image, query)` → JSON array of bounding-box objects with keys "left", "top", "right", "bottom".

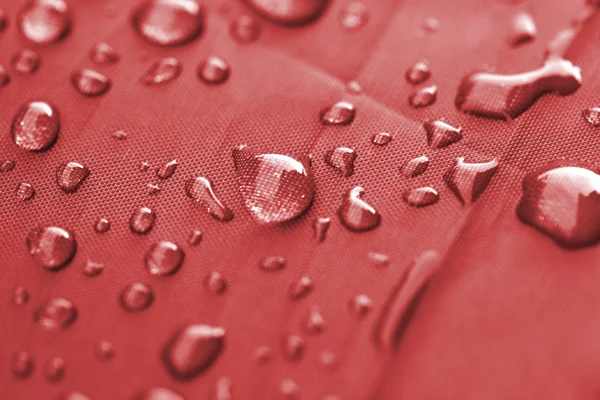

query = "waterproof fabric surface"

[{"left": 1, "top": 0, "right": 600, "bottom": 399}]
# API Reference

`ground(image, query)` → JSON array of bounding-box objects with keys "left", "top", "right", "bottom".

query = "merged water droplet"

[
  {"left": 213, "top": 376, "right": 233, "bottom": 400},
  {"left": 34, "top": 298, "right": 77, "bottom": 329},
  {"left": 56, "top": 162, "right": 90, "bottom": 193},
  {"left": 348, "top": 294, "right": 373, "bottom": 318},
  {"left": 229, "top": 15, "right": 261, "bottom": 43},
  {"left": 133, "top": 388, "right": 185, "bottom": 400},
  {"left": 339, "top": 2, "right": 369, "bottom": 30},
  {"left": 279, "top": 378, "right": 300, "bottom": 399},
  {"left": 303, "top": 306, "right": 326, "bottom": 334},
  {"left": 11, "top": 101, "right": 59, "bottom": 152},
  {"left": 17, "top": 0, "right": 71, "bottom": 44},
  {"left": 83, "top": 260, "right": 104, "bottom": 277},
  {"left": 43, "top": 357, "right": 65, "bottom": 383},
  {"left": 204, "top": 271, "right": 227, "bottom": 295},
  {"left": 1, "top": 160, "right": 15, "bottom": 172},
  {"left": 400, "top": 155, "right": 429, "bottom": 178},
  {"left": 509, "top": 12, "right": 537, "bottom": 46},
  {"left": 260, "top": 255, "right": 286, "bottom": 271},
  {"left": 198, "top": 57, "right": 230, "bottom": 85},
  {"left": 13, "top": 48, "right": 42, "bottom": 75},
  {"left": 71, "top": 69, "right": 111, "bottom": 97},
  {"left": 94, "top": 217, "right": 110, "bottom": 233},
  {"left": 582, "top": 107, "right": 600, "bottom": 127},
  {"left": 423, "top": 120, "right": 462, "bottom": 149},
  {"left": 405, "top": 61, "right": 431, "bottom": 85},
  {"left": 13, "top": 286, "right": 30, "bottom": 305},
  {"left": 282, "top": 334, "right": 305, "bottom": 361},
  {"left": 444, "top": 157, "right": 499, "bottom": 205},
  {"left": 145, "top": 241, "right": 184, "bottom": 276},
  {"left": 409, "top": 84, "right": 437, "bottom": 108},
  {"left": 12, "top": 351, "right": 34, "bottom": 379},
  {"left": 338, "top": 186, "right": 381, "bottom": 232},
  {"left": 90, "top": 42, "right": 120, "bottom": 65},
  {"left": 324, "top": 147, "right": 357, "bottom": 177},
  {"left": 141, "top": 57, "right": 182, "bottom": 85},
  {"left": 156, "top": 159, "right": 178, "bottom": 179},
  {"left": 95, "top": 340, "right": 115, "bottom": 361},
  {"left": 185, "top": 177, "right": 234, "bottom": 222},
  {"left": 242, "top": 0, "right": 329, "bottom": 25},
  {"left": 0, "top": 64, "right": 9, "bottom": 86},
  {"left": 288, "top": 276, "right": 313, "bottom": 300},
  {"left": 162, "top": 324, "right": 226, "bottom": 380},
  {"left": 233, "top": 146, "right": 315, "bottom": 224},
  {"left": 313, "top": 217, "right": 331, "bottom": 242},
  {"left": 188, "top": 229, "right": 202, "bottom": 246},
  {"left": 320, "top": 101, "right": 356, "bottom": 126},
  {"left": 132, "top": 0, "right": 205, "bottom": 46},
  {"left": 120, "top": 282, "right": 154, "bottom": 312},
  {"left": 130, "top": 207, "right": 156, "bottom": 234},
  {"left": 26, "top": 226, "right": 76, "bottom": 270},
  {"left": 402, "top": 186, "right": 439, "bottom": 207}
]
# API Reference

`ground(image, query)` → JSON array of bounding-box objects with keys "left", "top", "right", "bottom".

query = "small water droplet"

[
  {"left": 421, "top": 17, "right": 440, "bottom": 33},
  {"left": 423, "top": 120, "right": 462, "bottom": 149},
  {"left": 339, "top": 2, "right": 369, "bottom": 30},
  {"left": 83, "top": 259, "right": 104, "bottom": 277},
  {"left": 94, "top": 217, "right": 110, "bottom": 233},
  {"left": 17, "top": 0, "right": 71, "bottom": 44},
  {"left": 133, "top": 388, "right": 185, "bottom": 400},
  {"left": 303, "top": 306, "right": 326, "bottom": 334},
  {"left": 34, "top": 298, "right": 77, "bottom": 329},
  {"left": 130, "top": 207, "right": 156, "bottom": 234},
  {"left": 13, "top": 286, "right": 30, "bottom": 305},
  {"left": 16, "top": 182, "right": 36, "bottom": 201},
  {"left": 325, "top": 147, "right": 357, "bottom": 177},
  {"left": 229, "top": 15, "right": 261, "bottom": 43},
  {"left": 12, "top": 351, "right": 34, "bottom": 379},
  {"left": 43, "top": 357, "right": 65, "bottom": 383},
  {"left": 95, "top": 340, "right": 115, "bottom": 361},
  {"left": 282, "top": 334, "right": 305, "bottom": 361},
  {"left": 233, "top": 145, "right": 315, "bottom": 223},
  {"left": 349, "top": 294, "right": 373, "bottom": 318},
  {"left": 120, "top": 282, "right": 154, "bottom": 312},
  {"left": 11, "top": 101, "right": 59, "bottom": 152},
  {"left": 188, "top": 229, "right": 202, "bottom": 246},
  {"left": 56, "top": 162, "right": 90, "bottom": 193},
  {"left": 145, "top": 241, "right": 184, "bottom": 276},
  {"left": 72, "top": 69, "right": 111, "bottom": 97},
  {"left": 90, "top": 42, "right": 120, "bottom": 65},
  {"left": 57, "top": 391, "right": 93, "bottom": 400},
  {"left": 0, "top": 64, "right": 10, "bottom": 86},
  {"left": 313, "top": 217, "right": 331, "bottom": 242},
  {"left": 279, "top": 378, "right": 300, "bottom": 399},
  {"left": 260, "top": 256, "right": 286, "bottom": 271},
  {"left": 288, "top": 276, "right": 313, "bottom": 300},
  {"left": 1, "top": 160, "right": 15, "bottom": 172},
  {"left": 26, "top": 226, "right": 76, "bottom": 270},
  {"left": 204, "top": 271, "right": 227, "bottom": 295},
  {"left": 405, "top": 61, "right": 431, "bottom": 85},
  {"left": 213, "top": 376, "right": 233, "bottom": 400},
  {"left": 372, "top": 132, "right": 392, "bottom": 146},
  {"left": 185, "top": 176, "right": 234, "bottom": 221},
  {"left": 13, "top": 49, "right": 41, "bottom": 75},
  {"left": 140, "top": 161, "right": 151, "bottom": 171},
  {"left": 444, "top": 157, "right": 499, "bottom": 205},
  {"left": 403, "top": 186, "right": 439, "bottom": 207},
  {"left": 141, "top": 57, "right": 182, "bottom": 85},
  {"left": 112, "top": 129, "right": 127, "bottom": 140},
  {"left": 162, "top": 324, "right": 226, "bottom": 380},
  {"left": 368, "top": 252, "right": 390, "bottom": 268},
  {"left": 198, "top": 57, "right": 230, "bottom": 85},
  {"left": 319, "top": 351, "right": 338, "bottom": 369},
  {"left": 509, "top": 12, "right": 537, "bottom": 46},
  {"left": 400, "top": 155, "right": 429, "bottom": 178},
  {"left": 156, "top": 159, "right": 178, "bottom": 179},
  {"left": 320, "top": 101, "right": 356, "bottom": 126},
  {"left": 409, "top": 84, "right": 437, "bottom": 108},
  {"left": 254, "top": 345, "right": 272, "bottom": 364},
  {"left": 132, "top": 0, "right": 205, "bottom": 46},
  {"left": 582, "top": 107, "right": 600, "bottom": 127},
  {"left": 338, "top": 186, "right": 381, "bottom": 232},
  {"left": 346, "top": 80, "right": 363, "bottom": 94},
  {"left": 147, "top": 183, "right": 161, "bottom": 195},
  {"left": 243, "top": 0, "right": 328, "bottom": 25}
]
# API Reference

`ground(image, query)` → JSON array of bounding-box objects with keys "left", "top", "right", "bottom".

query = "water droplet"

[
  {"left": 423, "top": 120, "right": 462, "bottom": 149},
  {"left": 400, "top": 155, "right": 429, "bottom": 178},
  {"left": 582, "top": 107, "right": 600, "bottom": 127},
  {"left": 288, "top": 276, "right": 313, "bottom": 300},
  {"left": 120, "top": 282, "right": 154, "bottom": 312},
  {"left": 339, "top": 2, "right": 369, "bottom": 30},
  {"left": 147, "top": 183, "right": 161, "bottom": 195},
  {"left": 0, "top": 64, "right": 10, "bottom": 86},
  {"left": 233, "top": 145, "right": 315, "bottom": 223},
  {"left": 1, "top": 160, "right": 15, "bottom": 172},
  {"left": 260, "top": 256, "right": 286, "bottom": 271},
  {"left": 229, "top": 15, "right": 261, "bottom": 43},
  {"left": 145, "top": 241, "right": 184, "bottom": 276},
  {"left": 403, "top": 186, "right": 439, "bottom": 207},
  {"left": 112, "top": 129, "right": 127, "bottom": 140},
  {"left": 140, "top": 161, "right": 151, "bottom": 171},
  {"left": 13, "top": 286, "right": 30, "bottom": 305},
  {"left": 213, "top": 376, "right": 233, "bottom": 400},
  {"left": 313, "top": 217, "right": 331, "bottom": 242},
  {"left": 130, "top": 207, "right": 156, "bottom": 234},
  {"left": 16, "top": 183, "right": 36, "bottom": 201},
  {"left": 405, "top": 61, "right": 431, "bottom": 85},
  {"left": 509, "top": 12, "right": 537, "bottom": 46},
  {"left": 421, "top": 17, "right": 440, "bottom": 33},
  {"left": 368, "top": 252, "right": 390, "bottom": 268},
  {"left": 319, "top": 351, "right": 338, "bottom": 369},
  {"left": 26, "top": 226, "right": 76, "bottom": 270},
  {"left": 444, "top": 157, "right": 498, "bottom": 205},
  {"left": 374, "top": 250, "right": 442, "bottom": 348},
  {"left": 455, "top": 58, "right": 581, "bottom": 119},
  {"left": 94, "top": 340, "right": 115, "bottom": 361},
  {"left": 279, "top": 378, "right": 300, "bottom": 399},
  {"left": 43, "top": 357, "right": 65, "bottom": 383},
  {"left": 349, "top": 294, "right": 373, "bottom": 318},
  {"left": 90, "top": 42, "right": 120, "bottom": 65},
  {"left": 133, "top": 388, "right": 185, "bottom": 400},
  {"left": 141, "top": 57, "right": 182, "bottom": 84},
  {"left": 185, "top": 176, "right": 234, "bottom": 221},
  {"left": 517, "top": 164, "right": 600, "bottom": 248},
  {"left": 34, "top": 298, "right": 77, "bottom": 329},
  {"left": 338, "top": 186, "right": 381, "bottom": 232},
  {"left": 162, "top": 324, "right": 226, "bottom": 380},
  {"left": 13, "top": 49, "right": 41, "bottom": 75},
  {"left": 11, "top": 101, "right": 59, "bottom": 152},
  {"left": 188, "top": 229, "right": 202, "bottom": 246},
  {"left": 346, "top": 80, "right": 363, "bottom": 94},
  {"left": 83, "top": 260, "right": 104, "bottom": 277},
  {"left": 57, "top": 391, "right": 93, "bottom": 400},
  {"left": 282, "top": 334, "right": 305, "bottom": 361},
  {"left": 56, "top": 162, "right": 90, "bottom": 193},
  {"left": 71, "top": 69, "right": 111, "bottom": 97},
  {"left": 12, "top": 351, "right": 34, "bottom": 379},
  {"left": 409, "top": 84, "right": 437, "bottom": 108},
  {"left": 320, "top": 101, "right": 356, "bottom": 126},
  {"left": 17, "top": 0, "right": 71, "bottom": 44},
  {"left": 325, "top": 147, "right": 357, "bottom": 177},
  {"left": 156, "top": 159, "right": 178, "bottom": 179},
  {"left": 132, "top": 0, "right": 205, "bottom": 46},
  {"left": 243, "top": 0, "right": 328, "bottom": 25},
  {"left": 372, "top": 132, "right": 392, "bottom": 146},
  {"left": 198, "top": 57, "right": 230, "bottom": 85},
  {"left": 303, "top": 306, "right": 326, "bottom": 334},
  {"left": 254, "top": 345, "right": 272, "bottom": 364},
  {"left": 94, "top": 217, "right": 110, "bottom": 233},
  {"left": 204, "top": 271, "right": 227, "bottom": 295}
]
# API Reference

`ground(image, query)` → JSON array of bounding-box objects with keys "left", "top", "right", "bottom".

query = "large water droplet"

[
  {"left": 313, "top": 217, "right": 330, "bottom": 242},
  {"left": 348, "top": 294, "right": 373, "bottom": 318},
  {"left": 455, "top": 58, "right": 581, "bottom": 119},
  {"left": 423, "top": 120, "right": 462, "bottom": 149},
  {"left": 12, "top": 351, "right": 34, "bottom": 379},
  {"left": 12, "top": 101, "right": 59, "bottom": 152},
  {"left": 402, "top": 186, "right": 439, "bottom": 207},
  {"left": 282, "top": 334, "right": 305, "bottom": 361},
  {"left": 229, "top": 15, "right": 261, "bottom": 43},
  {"left": 56, "top": 162, "right": 90, "bottom": 193},
  {"left": 204, "top": 271, "right": 227, "bottom": 295},
  {"left": 582, "top": 107, "right": 600, "bottom": 127},
  {"left": 509, "top": 12, "right": 537, "bottom": 46},
  {"left": 233, "top": 146, "right": 315, "bottom": 223},
  {"left": 12, "top": 49, "right": 40, "bottom": 74},
  {"left": 134, "top": 388, "right": 185, "bottom": 400},
  {"left": 517, "top": 164, "right": 600, "bottom": 248},
  {"left": 339, "top": 2, "right": 369, "bottom": 30},
  {"left": 145, "top": 241, "right": 184, "bottom": 276},
  {"left": 185, "top": 177, "right": 234, "bottom": 222},
  {"left": 94, "top": 217, "right": 110, "bottom": 233},
  {"left": 156, "top": 159, "right": 178, "bottom": 179},
  {"left": 288, "top": 276, "right": 313, "bottom": 300},
  {"left": 162, "top": 324, "right": 226, "bottom": 380},
  {"left": 444, "top": 157, "right": 498, "bottom": 205},
  {"left": 303, "top": 306, "right": 326, "bottom": 334},
  {"left": 71, "top": 69, "right": 111, "bottom": 97},
  {"left": 0, "top": 64, "right": 9, "bottom": 87},
  {"left": 17, "top": 183, "right": 36, "bottom": 201},
  {"left": 242, "top": 0, "right": 329, "bottom": 26},
  {"left": 130, "top": 207, "right": 156, "bottom": 234},
  {"left": 132, "top": 0, "right": 205, "bottom": 47},
  {"left": 260, "top": 256, "right": 286, "bottom": 271},
  {"left": 279, "top": 379, "right": 300, "bottom": 399},
  {"left": 13, "top": 286, "right": 30, "bottom": 305},
  {"left": 324, "top": 147, "right": 357, "bottom": 177},
  {"left": 141, "top": 57, "right": 182, "bottom": 85},
  {"left": 90, "top": 42, "right": 120, "bottom": 65},
  {"left": 34, "top": 298, "right": 77, "bottom": 329},
  {"left": 400, "top": 155, "right": 429, "bottom": 178},
  {"left": 17, "top": 0, "right": 71, "bottom": 44},
  {"left": 338, "top": 186, "right": 381, "bottom": 232},
  {"left": 372, "top": 132, "right": 392, "bottom": 146},
  {"left": 409, "top": 84, "right": 437, "bottom": 108},
  {"left": 43, "top": 357, "right": 65, "bottom": 383},
  {"left": 213, "top": 376, "right": 233, "bottom": 400},
  {"left": 26, "top": 226, "right": 76, "bottom": 270},
  {"left": 94, "top": 340, "right": 115, "bottom": 361},
  {"left": 198, "top": 57, "right": 230, "bottom": 85},
  {"left": 120, "top": 282, "right": 154, "bottom": 312},
  {"left": 405, "top": 61, "right": 430, "bottom": 85},
  {"left": 82, "top": 259, "right": 104, "bottom": 277},
  {"left": 320, "top": 101, "right": 356, "bottom": 126}
]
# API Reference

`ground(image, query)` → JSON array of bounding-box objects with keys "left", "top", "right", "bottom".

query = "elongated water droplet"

[
  {"left": 0, "top": 64, "right": 9, "bottom": 86},
  {"left": 288, "top": 276, "right": 313, "bottom": 300},
  {"left": 401, "top": 155, "right": 429, "bottom": 178},
  {"left": 325, "top": 147, "right": 356, "bottom": 177},
  {"left": 120, "top": 282, "right": 154, "bottom": 312},
  {"left": 57, "top": 392, "right": 93, "bottom": 400},
  {"left": 132, "top": 0, "right": 205, "bottom": 46},
  {"left": 17, "top": 0, "right": 71, "bottom": 44},
  {"left": 188, "top": 229, "right": 202, "bottom": 246},
  {"left": 320, "top": 101, "right": 356, "bottom": 126},
  {"left": 374, "top": 250, "right": 441, "bottom": 348},
  {"left": 94, "top": 217, "right": 110, "bottom": 233},
  {"left": 11, "top": 101, "right": 59, "bottom": 152},
  {"left": 229, "top": 15, "right": 261, "bottom": 43},
  {"left": 214, "top": 376, "right": 233, "bottom": 400},
  {"left": 582, "top": 107, "right": 600, "bottom": 127},
  {"left": 156, "top": 159, "right": 178, "bottom": 179},
  {"left": 303, "top": 306, "right": 326, "bottom": 334},
  {"left": 403, "top": 186, "right": 439, "bottom": 207},
  {"left": 185, "top": 177, "right": 234, "bottom": 221},
  {"left": 509, "top": 12, "right": 537, "bottom": 46},
  {"left": 72, "top": 69, "right": 111, "bottom": 97},
  {"left": 260, "top": 256, "right": 286, "bottom": 271},
  {"left": 368, "top": 252, "right": 390, "bottom": 268},
  {"left": 1, "top": 160, "right": 16, "bottom": 172},
  {"left": 43, "top": 357, "right": 65, "bottom": 383},
  {"left": 280, "top": 379, "right": 300, "bottom": 399},
  {"left": 313, "top": 217, "right": 330, "bottom": 242},
  {"left": 162, "top": 324, "right": 226, "bottom": 380},
  {"left": 26, "top": 226, "right": 76, "bottom": 270},
  {"left": 13, "top": 286, "right": 30, "bottom": 305},
  {"left": 56, "top": 162, "right": 89, "bottom": 193},
  {"left": 204, "top": 271, "right": 227, "bottom": 295},
  {"left": 141, "top": 57, "right": 182, "bottom": 85},
  {"left": 372, "top": 132, "right": 392, "bottom": 146},
  {"left": 349, "top": 294, "right": 373, "bottom": 318},
  {"left": 243, "top": 0, "right": 328, "bottom": 25},
  {"left": 338, "top": 186, "right": 381, "bottom": 232},
  {"left": 444, "top": 157, "right": 498, "bottom": 204},
  {"left": 198, "top": 57, "right": 230, "bottom": 85},
  {"left": 424, "top": 120, "right": 462, "bottom": 149},
  {"left": 133, "top": 388, "right": 185, "bottom": 400},
  {"left": 112, "top": 129, "right": 127, "bottom": 140},
  {"left": 12, "top": 49, "right": 41, "bottom": 74},
  {"left": 34, "top": 298, "right": 77, "bottom": 329},
  {"left": 12, "top": 351, "right": 34, "bottom": 379},
  {"left": 409, "top": 84, "right": 437, "bottom": 108},
  {"left": 282, "top": 334, "right": 305, "bottom": 361},
  {"left": 90, "top": 42, "right": 120, "bottom": 65},
  {"left": 254, "top": 345, "right": 272, "bottom": 364},
  {"left": 83, "top": 260, "right": 104, "bottom": 277},
  {"left": 130, "top": 207, "right": 156, "bottom": 234},
  {"left": 95, "top": 340, "right": 115, "bottom": 361},
  {"left": 455, "top": 58, "right": 581, "bottom": 119},
  {"left": 339, "top": 2, "right": 369, "bottom": 30},
  {"left": 405, "top": 61, "right": 430, "bottom": 85},
  {"left": 145, "top": 241, "right": 184, "bottom": 276}
]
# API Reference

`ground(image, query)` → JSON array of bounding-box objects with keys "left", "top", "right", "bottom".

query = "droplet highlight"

[
  {"left": 94, "top": 217, "right": 110, "bottom": 233},
  {"left": 72, "top": 69, "right": 111, "bottom": 97},
  {"left": 260, "top": 256, "right": 286, "bottom": 271},
  {"left": 144, "top": 241, "right": 184, "bottom": 276},
  {"left": 372, "top": 132, "right": 392, "bottom": 146},
  {"left": 198, "top": 57, "right": 230, "bottom": 85},
  {"left": 313, "top": 217, "right": 331, "bottom": 242},
  {"left": 188, "top": 229, "right": 202, "bottom": 246},
  {"left": 303, "top": 306, "right": 326, "bottom": 334},
  {"left": 509, "top": 12, "right": 537, "bottom": 46},
  {"left": 156, "top": 159, "right": 178, "bottom": 179},
  {"left": 349, "top": 294, "right": 373, "bottom": 318},
  {"left": 242, "top": 0, "right": 329, "bottom": 26},
  {"left": 339, "top": 2, "right": 369, "bottom": 30},
  {"left": 405, "top": 61, "right": 431, "bottom": 85},
  {"left": 338, "top": 186, "right": 381, "bottom": 232},
  {"left": 83, "top": 260, "right": 104, "bottom": 277},
  {"left": 17, "top": 0, "right": 71, "bottom": 44},
  {"left": 26, "top": 226, "right": 76, "bottom": 270},
  {"left": 204, "top": 271, "right": 227, "bottom": 295}
]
